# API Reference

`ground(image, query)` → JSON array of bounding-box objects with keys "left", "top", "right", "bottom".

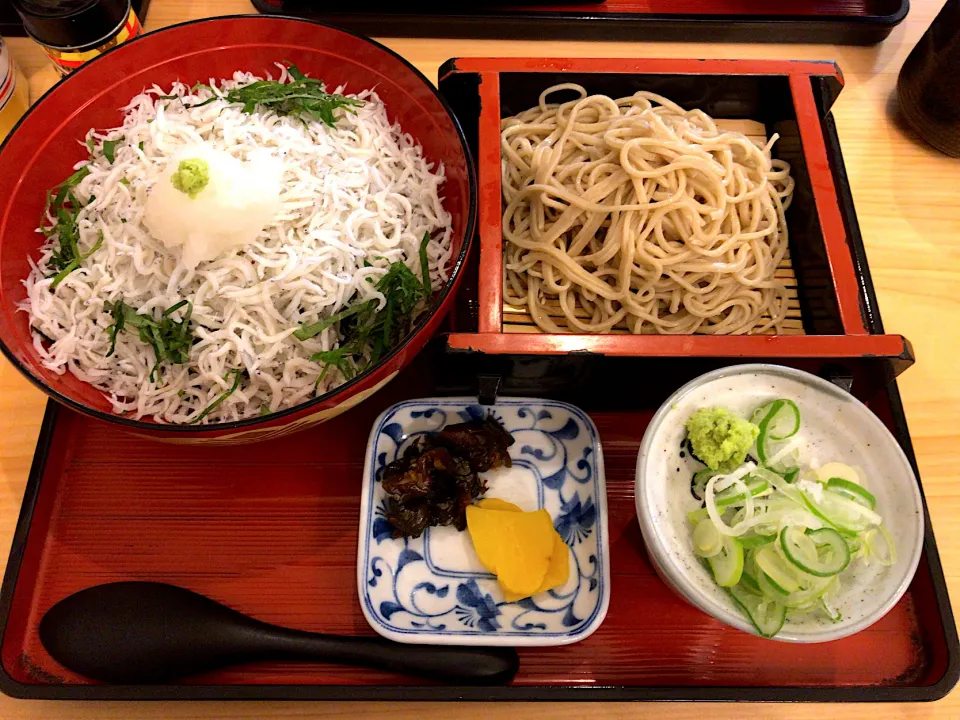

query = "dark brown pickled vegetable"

[
  {"left": 380, "top": 415, "right": 515, "bottom": 538},
  {"left": 434, "top": 416, "right": 515, "bottom": 472}
]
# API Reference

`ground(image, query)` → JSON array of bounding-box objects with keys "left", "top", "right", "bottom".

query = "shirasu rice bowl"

[{"left": 20, "top": 65, "right": 453, "bottom": 425}]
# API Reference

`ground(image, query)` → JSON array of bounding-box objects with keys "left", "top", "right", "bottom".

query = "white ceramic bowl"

[{"left": 634, "top": 364, "right": 924, "bottom": 643}]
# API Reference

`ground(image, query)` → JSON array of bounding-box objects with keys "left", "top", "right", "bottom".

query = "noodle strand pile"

[{"left": 501, "top": 84, "right": 795, "bottom": 335}]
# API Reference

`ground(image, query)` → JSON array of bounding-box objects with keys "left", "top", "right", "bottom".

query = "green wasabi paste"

[
  {"left": 171, "top": 158, "right": 210, "bottom": 199},
  {"left": 685, "top": 407, "right": 759, "bottom": 472}
]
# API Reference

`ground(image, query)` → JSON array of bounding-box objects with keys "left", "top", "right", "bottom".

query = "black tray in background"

[{"left": 250, "top": 0, "right": 909, "bottom": 46}]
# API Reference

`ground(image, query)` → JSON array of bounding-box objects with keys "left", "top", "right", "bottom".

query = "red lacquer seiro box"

[{"left": 440, "top": 57, "right": 914, "bottom": 369}]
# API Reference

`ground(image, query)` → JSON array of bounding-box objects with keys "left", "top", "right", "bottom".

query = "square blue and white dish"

[{"left": 357, "top": 397, "right": 610, "bottom": 646}]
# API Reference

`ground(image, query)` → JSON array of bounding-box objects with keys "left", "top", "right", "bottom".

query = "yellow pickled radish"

[
  {"left": 495, "top": 509, "right": 555, "bottom": 596},
  {"left": 465, "top": 504, "right": 503, "bottom": 574},
  {"left": 477, "top": 498, "right": 524, "bottom": 513},
  {"left": 540, "top": 532, "right": 570, "bottom": 591},
  {"left": 467, "top": 500, "right": 569, "bottom": 601},
  {"left": 466, "top": 505, "right": 554, "bottom": 594},
  {"left": 503, "top": 532, "right": 570, "bottom": 602}
]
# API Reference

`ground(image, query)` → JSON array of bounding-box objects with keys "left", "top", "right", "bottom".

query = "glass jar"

[{"left": 0, "top": 36, "right": 30, "bottom": 142}]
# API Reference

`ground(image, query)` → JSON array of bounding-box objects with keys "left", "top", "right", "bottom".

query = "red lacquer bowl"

[{"left": 0, "top": 16, "right": 476, "bottom": 443}]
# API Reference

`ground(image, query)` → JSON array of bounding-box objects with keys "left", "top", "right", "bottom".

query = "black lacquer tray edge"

[{"left": 249, "top": 0, "right": 909, "bottom": 46}]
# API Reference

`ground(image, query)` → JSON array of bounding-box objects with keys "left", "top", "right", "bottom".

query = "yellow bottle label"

[
  {"left": 0, "top": 38, "right": 30, "bottom": 142},
  {"left": 42, "top": 7, "right": 142, "bottom": 76}
]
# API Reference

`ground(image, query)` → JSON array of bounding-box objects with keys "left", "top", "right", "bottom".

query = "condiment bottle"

[
  {"left": 11, "top": 0, "right": 141, "bottom": 77},
  {"left": 0, "top": 36, "right": 30, "bottom": 142},
  {"left": 897, "top": 0, "right": 960, "bottom": 157}
]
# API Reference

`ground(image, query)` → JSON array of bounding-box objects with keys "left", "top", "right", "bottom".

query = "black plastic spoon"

[{"left": 39, "top": 581, "right": 519, "bottom": 685}]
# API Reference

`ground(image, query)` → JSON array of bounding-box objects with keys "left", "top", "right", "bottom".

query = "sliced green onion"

[
  {"left": 708, "top": 535, "right": 744, "bottom": 587},
  {"left": 691, "top": 468, "right": 719, "bottom": 501},
  {"left": 820, "top": 597, "right": 842, "bottom": 623},
  {"left": 728, "top": 584, "right": 787, "bottom": 638},
  {"left": 766, "top": 438, "right": 803, "bottom": 471},
  {"left": 692, "top": 519, "right": 723, "bottom": 558},
  {"left": 687, "top": 475, "right": 772, "bottom": 526},
  {"left": 751, "top": 467, "right": 805, "bottom": 504},
  {"left": 783, "top": 576, "right": 836, "bottom": 609},
  {"left": 714, "top": 475, "right": 771, "bottom": 508},
  {"left": 739, "top": 533, "right": 776, "bottom": 549},
  {"left": 826, "top": 477, "right": 877, "bottom": 510},
  {"left": 815, "top": 490, "right": 883, "bottom": 530},
  {"left": 779, "top": 526, "right": 820, "bottom": 568},
  {"left": 751, "top": 399, "right": 801, "bottom": 463},
  {"left": 797, "top": 491, "right": 854, "bottom": 536},
  {"left": 863, "top": 525, "right": 897, "bottom": 566},
  {"left": 687, "top": 507, "right": 708, "bottom": 525},
  {"left": 780, "top": 526, "right": 850, "bottom": 577},
  {"left": 740, "top": 569, "right": 761, "bottom": 594},
  {"left": 816, "top": 462, "right": 860, "bottom": 485},
  {"left": 704, "top": 467, "right": 758, "bottom": 536},
  {"left": 781, "top": 467, "right": 799, "bottom": 484},
  {"left": 767, "top": 399, "right": 801, "bottom": 440},
  {"left": 757, "top": 568, "right": 790, "bottom": 598},
  {"left": 754, "top": 545, "right": 802, "bottom": 593}
]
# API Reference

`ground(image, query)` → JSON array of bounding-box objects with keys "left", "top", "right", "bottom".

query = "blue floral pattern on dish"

[{"left": 357, "top": 397, "right": 610, "bottom": 646}]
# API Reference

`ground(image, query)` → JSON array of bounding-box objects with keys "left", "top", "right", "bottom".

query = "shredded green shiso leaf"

[
  {"left": 296, "top": 233, "right": 435, "bottom": 383},
  {"left": 191, "top": 64, "right": 362, "bottom": 126}
]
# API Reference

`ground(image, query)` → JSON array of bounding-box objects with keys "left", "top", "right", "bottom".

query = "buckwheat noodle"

[{"left": 501, "top": 84, "right": 795, "bottom": 335}]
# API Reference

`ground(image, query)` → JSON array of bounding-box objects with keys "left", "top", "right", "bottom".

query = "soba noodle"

[{"left": 501, "top": 84, "right": 795, "bottom": 335}]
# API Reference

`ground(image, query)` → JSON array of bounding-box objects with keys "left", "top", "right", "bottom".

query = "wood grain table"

[{"left": 2, "top": 1, "right": 959, "bottom": 717}]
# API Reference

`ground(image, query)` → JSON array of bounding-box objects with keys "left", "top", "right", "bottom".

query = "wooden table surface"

[{"left": 2, "top": 0, "right": 959, "bottom": 717}]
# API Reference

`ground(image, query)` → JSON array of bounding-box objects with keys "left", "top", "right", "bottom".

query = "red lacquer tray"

[
  {"left": 251, "top": 0, "right": 909, "bottom": 45},
  {"left": 0, "top": 347, "right": 957, "bottom": 700},
  {"left": 0, "top": 54, "right": 955, "bottom": 702}
]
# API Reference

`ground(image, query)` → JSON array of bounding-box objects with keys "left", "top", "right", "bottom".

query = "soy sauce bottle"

[{"left": 11, "top": 0, "right": 142, "bottom": 76}]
